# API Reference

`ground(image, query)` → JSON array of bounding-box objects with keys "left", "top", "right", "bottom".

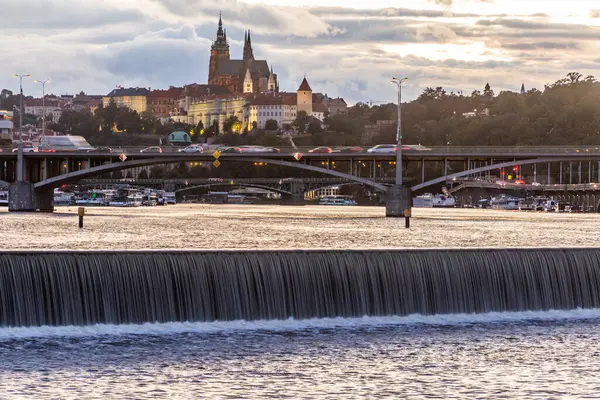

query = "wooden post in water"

[{"left": 78, "top": 207, "right": 85, "bottom": 228}]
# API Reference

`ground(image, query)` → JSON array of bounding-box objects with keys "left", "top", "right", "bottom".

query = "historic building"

[
  {"left": 147, "top": 87, "right": 183, "bottom": 119},
  {"left": 208, "top": 14, "right": 278, "bottom": 95},
  {"left": 103, "top": 87, "right": 150, "bottom": 114}
]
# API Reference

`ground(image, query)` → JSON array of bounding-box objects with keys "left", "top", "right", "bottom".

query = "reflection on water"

[{"left": 1, "top": 205, "right": 600, "bottom": 250}]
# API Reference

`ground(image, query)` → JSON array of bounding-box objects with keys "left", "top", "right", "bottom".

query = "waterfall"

[{"left": 1, "top": 249, "right": 600, "bottom": 327}]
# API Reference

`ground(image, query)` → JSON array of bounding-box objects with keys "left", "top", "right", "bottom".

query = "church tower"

[
  {"left": 297, "top": 77, "right": 313, "bottom": 115},
  {"left": 243, "top": 30, "right": 255, "bottom": 64},
  {"left": 208, "top": 13, "right": 230, "bottom": 83},
  {"left": 268, "top": 66, "right": 277, "bottom": 92},
  {"left": 243, "top": 68, "right": 254, "bottom": 93}
]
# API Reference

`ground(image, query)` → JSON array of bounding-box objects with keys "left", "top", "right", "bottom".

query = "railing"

[
  {"left": 449, "top": 179, "right": 600, "bottom": 192},
  {"left": 78, "top": 177, "right": 397, "bottom": 185},
  {"left": 3, "top": 145, "right": 600, "bottom": 156}
]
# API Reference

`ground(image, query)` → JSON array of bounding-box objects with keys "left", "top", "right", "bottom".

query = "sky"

[{"left": 1, "top": 0, "right": 599, "bottom": 105}]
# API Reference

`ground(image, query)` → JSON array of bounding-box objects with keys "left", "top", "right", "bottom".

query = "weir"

[{"left": 1, "top": 249, "right": 600, "bottom": 327}]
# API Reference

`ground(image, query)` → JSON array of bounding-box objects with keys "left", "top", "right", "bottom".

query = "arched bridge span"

[
  {"left": 412, "top": 157, "right": 597, "bottom": 191},
  {"left": 176, "top": 183, "right": 292, "bottom": 196},
  {"left": 34, "top": 157, "right": 389, "bottom": 192}
]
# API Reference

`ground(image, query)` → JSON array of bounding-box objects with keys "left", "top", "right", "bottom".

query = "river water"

[{"left": 1, "top": 205, "right": 600, "bottom": 398}]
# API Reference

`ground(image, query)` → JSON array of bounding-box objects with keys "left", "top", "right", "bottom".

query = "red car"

[{"left": 309, "top": 147, "right": 333, "bottom": 153}]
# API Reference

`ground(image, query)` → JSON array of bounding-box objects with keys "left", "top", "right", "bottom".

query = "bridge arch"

[
  {"left": 412, "top": 157, "right": 597, "bottom": 191},
  {"left": 176, "top": 183, "right": 291, "bottom": 196},
  {"left": 34, "top": 157, "right": 389, "bottom": 192}
]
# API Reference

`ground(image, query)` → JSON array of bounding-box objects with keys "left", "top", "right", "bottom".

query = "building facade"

[
  {"left": 208, "top": 15, "right": 278, "bottom": 95},
  {"left": 187, "top": 95, "right": 248, "bottom": 133},
  {"left": 102, "top": 87, "right": 151, "bottom": 113},
  {"left": 147, "top": 87, "right": 183, "bottom": 119},
  {"left": 24, "top": 99, "right": 62, "bottom": 122}
]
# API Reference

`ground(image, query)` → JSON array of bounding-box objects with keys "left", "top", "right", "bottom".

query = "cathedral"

[{"left": 208, "top": 14, "right": 278, "bottom": 95}]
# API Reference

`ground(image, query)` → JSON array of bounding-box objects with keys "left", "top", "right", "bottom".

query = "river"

[{"left": 1, "top": 205, "right": 600, "bottom": 399}]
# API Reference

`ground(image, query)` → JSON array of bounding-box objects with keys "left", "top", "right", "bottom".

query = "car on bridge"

[
  {"left": 178, "top": 144, "right": 203, "bottom": 153},
  {"left": 217, "top": 146, "right": 242, "bottom": 153},
  {"left": 367, "top": 144, "right": 397, "bottom": 153},
  {"left": 238, "top": 146, "right": 280, "bottom": 153},
  {"left": 332, "top": 146, "right": 364, "bottom": 153},
  {"left": 87, "top": 147, "right": 113, "bottom": 153},
  {"left": 12, "top": 142, "right": 37, "bottom": 153},
  {"left": 309, "top": 146, "right": 333, "bottom": 153},
  {"left": 140, "top": 146, "right": 163, "bottom": 153}
]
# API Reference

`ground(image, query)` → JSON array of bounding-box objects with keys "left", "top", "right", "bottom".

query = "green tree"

[
  {"left": 265, "top": 119, "right": 278, "bottom": 131},
  {"left": 293, "top": 111, "right": 310, "bottom": 133},
  {"left": 307, "top": 119, "right": 322, "bottom": 134}
]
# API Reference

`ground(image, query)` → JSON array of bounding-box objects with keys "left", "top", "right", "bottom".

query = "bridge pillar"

[
  {"left": 385, "top": 185, "right": 412, "bottom": 218},
  {"left": 35, "top": 188, "right": 54, "bottom": 212},
  {"left": 284, "top": 179, "right": 305, "bottom": 205},
  {"left": 8, "top": 181, "right": 35, "bottom": 212},
  {"left": 8, "top": 181, "right": 54, "bottom": 212}
]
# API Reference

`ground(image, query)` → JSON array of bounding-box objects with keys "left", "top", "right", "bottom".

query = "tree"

[
  {"left": 223, "top": 115, "right": 240, "bottom": 134},
  {"left": 265, "top": 119, "right": 278, "bottom": 131},
  {"left": 483, "top": 83, "right": 494, "bottom": 98},
  {"left": 307, "top": 119, "right": 323, "bottom": 134},
  {"left": 293, "top": 111, "right": 310, "bottom": 133}
]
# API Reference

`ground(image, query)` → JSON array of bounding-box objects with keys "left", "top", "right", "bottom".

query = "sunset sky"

[{"left": 1, "top": 0, "right": 599, "bottom": 104}]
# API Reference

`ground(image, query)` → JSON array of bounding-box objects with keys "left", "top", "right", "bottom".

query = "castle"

[{"left": 208, "top": 14, "right": 278, "bottom": 94}]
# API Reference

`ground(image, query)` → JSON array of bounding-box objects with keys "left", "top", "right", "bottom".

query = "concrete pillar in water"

[
  {"left": 8, "top": 181, "right": 54, "bottom": 212},
  {"left": 385, "top": 184, "right": 412, "bottom": 219},
  {"left": 284, "top": 179, "right": 305, "bottom": 205},
  {"left": 35, "top": 188, "right": 54, "bottom": 212},
  {"left": 8, "top": 181, "right": 35, "bottom": 212}
]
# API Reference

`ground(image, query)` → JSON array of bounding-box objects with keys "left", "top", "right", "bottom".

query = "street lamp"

[
  {"left": 391, "top": 77, "right": 408, "bottom": 186},
  {"left": 34, "top": 79, "right": 50, "bottom": 139},
  {"left": 14, "top": 73, "right": 30, "bottom": 182}
]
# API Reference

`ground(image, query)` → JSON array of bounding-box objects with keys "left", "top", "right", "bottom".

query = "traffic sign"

[
  {"left": 293, "top": 152, "right": 302, "bottom": 161},
  {"left": 119, "top": 153, "right": 127, "bottom": 162},
  {"left": 213, "top": 150, "right": 221, "bottom": 159},
  {"left": 213, "top": 160, "right": 221, "bottom": 168}
]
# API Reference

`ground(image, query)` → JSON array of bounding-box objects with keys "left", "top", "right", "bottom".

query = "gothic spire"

[
  {"left": 243, "top": 29, "right": 254, "bottom": 61},
  {"left": 520, "top": 83, "right": 526, "bottom": 94}
]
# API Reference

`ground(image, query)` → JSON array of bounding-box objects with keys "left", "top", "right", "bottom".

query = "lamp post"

[
  {"left": 391, "top": 77, "right": 408, "bottom": 186},
  {"left": 14, "top": 73, "right": 30, "bottom": 181},
  {"left": 34, "top": 79, "right": 50, "bottom": 139}
]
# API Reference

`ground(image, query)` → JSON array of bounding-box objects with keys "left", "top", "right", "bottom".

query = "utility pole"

[
  {"left": 35, "top": 79, "right": 50, "bottom": 140},
  {"left": 15, "top": 73, "right": 30, "bottom": 181},
  {"left": 391, "top": 77, "right": 408, "bottom": 185}
]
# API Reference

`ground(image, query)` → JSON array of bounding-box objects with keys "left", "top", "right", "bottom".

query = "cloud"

[{"left": 0, "top": 0, "right": 598, "bottom": 105}]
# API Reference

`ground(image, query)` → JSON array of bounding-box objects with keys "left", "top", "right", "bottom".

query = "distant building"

[
  {"left": 187, "top": 94, "right": 248, "bottom": 132},
  {"left": 24, "top": 98, "right": 62, "bottom": 122},
  {"left": 208, "top": 14, "right": 278, "bottom": 94},
  {"left": 102, "top": 87, "right": 151, "bottom": 113},
  {"left": 0, "top": 110, "right": 13, "bottom": 140},
  {"left": 148, "top": 87, "right": 184, "bottom": 119},
  {"left": 324, "top": 97, "right": 347, "bottom": 115}
]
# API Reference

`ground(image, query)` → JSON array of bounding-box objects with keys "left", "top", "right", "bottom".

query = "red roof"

[
  {"left": 298, "top": 77, "right": 312, "bottom": 91},
  {"left": 313, "top": 102, "right": 327, "bottom": 113},
  {"left": 149, "top": 87, "right": 183, "bottom": 98}
]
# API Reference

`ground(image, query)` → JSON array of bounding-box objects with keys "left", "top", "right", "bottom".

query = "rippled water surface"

[
  {"left": 2, "top": 205, "right": 600, "bottom": 398},
  {"left": 1, "top": 204, "right": 600, "bottom": 250}
]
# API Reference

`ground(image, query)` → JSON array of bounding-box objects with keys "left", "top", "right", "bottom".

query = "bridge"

[{"left": 3, "top": 145, "right": 600, "bottom": 215}]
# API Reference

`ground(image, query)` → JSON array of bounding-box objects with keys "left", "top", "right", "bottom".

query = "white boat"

[
  {"left": 413, "top": 193, "right": 456, "bottom": 208},
  {"left": 0, "top": 190, "right": 8, "bottom": 206},
  {"left": 318, "top": 195, "right": 357, "bottom": 206},
  {"left": 164, "top": 192, "right": 176, "bottom": 205},
  {"left": 491, "top": 195, "right": 521, "bottom": 210},
  {"left": 54, "top": 189, "right": 74, "bottom": 206}
]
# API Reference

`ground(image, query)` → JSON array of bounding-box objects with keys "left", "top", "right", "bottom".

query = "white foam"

[{"left": 1, "top": 309, "right": 600, "bottom": 340}]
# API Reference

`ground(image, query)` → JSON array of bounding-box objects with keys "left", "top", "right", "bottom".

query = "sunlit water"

[{"left": 2, "top": 205, "right": 600, "bottom": 398}]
